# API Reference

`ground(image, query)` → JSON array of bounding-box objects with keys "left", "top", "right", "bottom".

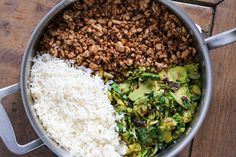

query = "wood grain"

[
  {"left": 0, "top": 0, "right": 59, "bottom": 157},
  {"left": 0, "top": 0, "right": 60, "bottom": 53},
  {"left": 176, "top": 142, "right": 192, "bottom": 157},
  {"left": 191, "top": 0, "right": 236, "bottom": 156},
  {"left": 0, "top": 0, "right": 235, "bottom": 157},
  {"left": 174, "top": 2, "right": 214, "bottom": 36}
]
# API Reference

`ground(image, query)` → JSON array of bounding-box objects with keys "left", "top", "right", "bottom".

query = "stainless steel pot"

[{"left": 0, "top": 0, "right": 236, "bottom": 156}]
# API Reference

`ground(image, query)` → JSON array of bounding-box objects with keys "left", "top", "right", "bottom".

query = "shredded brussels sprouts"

[{"left": 108, "top": 64, "right": 201, "bottom": 157}]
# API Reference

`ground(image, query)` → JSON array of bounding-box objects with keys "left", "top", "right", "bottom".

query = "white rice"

[{"left": 30, "top": 54, "right": 127, "bottom": 157}]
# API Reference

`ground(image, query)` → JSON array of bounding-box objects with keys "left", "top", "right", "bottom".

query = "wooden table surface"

[{"left": 0, "top": 0, "right": 235, "bottom": 157}]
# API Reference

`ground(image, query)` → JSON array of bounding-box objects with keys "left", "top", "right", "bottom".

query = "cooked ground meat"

[{"left": 38, "top": 0, "right": 197, "bottom": 80}]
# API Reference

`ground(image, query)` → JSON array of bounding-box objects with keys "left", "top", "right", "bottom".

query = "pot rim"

[{"left": 20, "top": 0, "right": 212, "bottom": 157}]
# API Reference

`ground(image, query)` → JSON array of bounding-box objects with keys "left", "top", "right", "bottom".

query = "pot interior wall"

[{"left": 21, "top": 0, "right": 211, "bottom": 157}]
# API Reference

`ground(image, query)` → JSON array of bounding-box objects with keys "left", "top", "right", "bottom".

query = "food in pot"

[
  {"left": 38, "top": 0, "right": 197, "bottom": 80},
  {"left": 31, "top": 0, "right": 202, "bottom": 157},
  {"left": 108, "top": 64, "right": 201, "bottom": 156},
  {"left": 30, "top": 54, "right": 127, "bottom": 157}
]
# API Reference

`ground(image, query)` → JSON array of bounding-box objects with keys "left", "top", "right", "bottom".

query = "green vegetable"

[
  {"left": 190, "top": 85, "right": 201, "bottom": 96},
  {"left": 128, "top": 83, "right": 153, "bottom": 101},
  {"left": 140, "top": 73, "right": 160, "bottom": 80},
  {"left": 138, "top": 128, "right": 147, "bottom": 146},
  {"left": 108, "top": 64, "right": 202, "bottom": 157},
  {"left": 170, "top": 86, "right": 190, "bottom": 107},
  {"left": 133, "top": 103, "right": 150, "bottom": 117},
  {"left": 120, "top": 82, "right": 131, "bottom": 94},
  {"left": 163, "top": 131, "right": 173, "bottom": 143},
  {"left": 148, "top": 127, "right": 158, "bottom": 139},
  {"left": 167, "top": 66, "right": 188, "bottom": 83},
  {"left": 128, "top": 143, "right": 142, "bottom": 152},
  {"left": 160, "top": 117, "right": 177, "bottom": 131},
  {"left": 149, "top": 145, "right": 159, "bottom": 157},
  {"left": 104, "top": 72, "right": 114, "bottom": 79},
  {"left": 159, "top": 70, "right": 167, "bottom": 80},
  {"left": 111, "top": 83, "right": 123, "bottom": 97},
  {"left": 117, "top": 123, "right": 126, "bottom": 133},
  {"left": 183, "top": 110, "right": 193, "bottom": 123},
  {"left": 185, "top": 64, "right": 200, "bottom": 79}
]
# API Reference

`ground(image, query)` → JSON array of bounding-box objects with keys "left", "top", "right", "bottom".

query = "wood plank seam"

[
  {"left": 174, "top": 1, "right": 221, "bottom": 156},
  {"left": 209, "top": 7, "right": 216, "bottom": 36},
  {"left": 189, "top": 0, "right": 236, "bottom": 156},
  {"left": 188, "top": 139, "right": 194, "bottom": 157},
  {"left": 209, "top": 0, "right": 227, "bottom": 36}
]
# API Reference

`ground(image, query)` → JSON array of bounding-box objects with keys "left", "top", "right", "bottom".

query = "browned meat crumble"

[{"left": 38, "top": 0, "right": 197, "bottom": 79}]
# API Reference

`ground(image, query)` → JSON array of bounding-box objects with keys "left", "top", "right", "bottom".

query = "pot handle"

[
  {"left": 205, "top": 28, "right": 236, "bottom": 50},
  {"left": 0, "top": 84, "right": 44, "bottom": 154}
]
